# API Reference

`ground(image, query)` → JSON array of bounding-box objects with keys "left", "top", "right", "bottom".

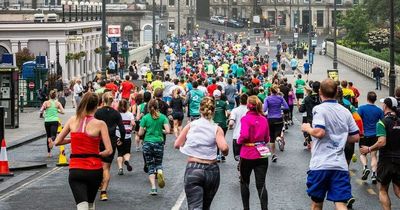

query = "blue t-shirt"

[
  {"left": 304, "top": 62, "right": 310, "bottom": 71},
  {"left": 357, "top": 104, "right": 384, "bottom": 137},
  {"left": 272, "top": 61, "right": 278, "bottom": 69}
]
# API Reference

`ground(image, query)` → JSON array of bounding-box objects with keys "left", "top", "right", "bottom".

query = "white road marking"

[
  {"left": 171, "top": 190, "right": 186, "bottom": 210},
  {"left": 0, "top": 167, "right": 62, "bottom": 201}
]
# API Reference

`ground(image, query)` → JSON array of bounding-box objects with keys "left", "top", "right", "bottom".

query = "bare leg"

[
  {"left": 311, "top": 201, "right": 323, "bottom": 210},
  {"left": 117, "top": 157, "right": 123, "bottom": 169},
  {"left": 379, "top": 183, "right": 391, "bottom": 210},
  {"left": 149, "top": 174, "right": 156, "bottom": 189},
  {"left": 370, "top": 151, "right": 378, "bottom": 173},
  {"left": 334, "top": 202, "right": 347, "bottom": 210},
  {"left": 393, "top": 183, "right": 400, "bottom": 199},
  {"left": 101, "top": 163, "right": 111, "bottom": 191}
]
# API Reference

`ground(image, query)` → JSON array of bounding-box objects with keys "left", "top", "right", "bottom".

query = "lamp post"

[
  {"left": 100, "top": 0, "right": 106, "bottom": 79},
  {"left": 85, "top": 1, "right": 89, "bottom": 21},
  {"left": 80, "top": 1, "right": 84, "bottom": 21},
  {"left": 177, "top": 0, "right": 181, "bottom": 62},
  {"left": 333, "top": 0, "right": 338, "bottom": 69},
  {"left": 94, "top": 2, "right": 98, "bottom": 20},
  {"left": 68, "top": 0, "right": 73, "bottom": 22},
  {"left": 74, "top": 1, "right": 78, "bottom": 21},
  {"left": 308, "top": 0, "right": 311, "bottom": 61},
  {"left": 90, "top": 1, "right": 94, "bottom": 20},
  {"left": 61, "top": 0, "right": 66, "bottom": 22},
  {"left": 389, "top": 0, "right": 395, "bottom": 96},
  {"left": 99, "top": 2, "right": 102, "bottom": 20},
  {"left": 151, "top": 0, "right": 157, "bottom": 67}
]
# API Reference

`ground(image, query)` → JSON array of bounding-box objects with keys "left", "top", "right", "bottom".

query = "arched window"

[
  {"left": 124, "top": 25, "right": 134, "bottom": 42},
  {"left": 143, "top": 25, "right": 153, "bottom": 42},
  {"left": 0, "top": 45, "right": 10, "bottom": 63}
]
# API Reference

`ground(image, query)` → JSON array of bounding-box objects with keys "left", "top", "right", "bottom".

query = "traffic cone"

[
  {"left": 56, "top": 145, "right": 69, "bottom": 167},
  {"left": 0, "top": 139, "right": 14, "bottom": 176}
]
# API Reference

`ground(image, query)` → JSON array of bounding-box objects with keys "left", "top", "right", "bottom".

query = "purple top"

[
  {"left": 288, "top": 91, "right": 295, "bottom": 106},
  {"left": 238, "top": 111, "right": 270, "bottom": 160},
  {"left": 263, "top": 94, "right": 289, "bottom": 119}
]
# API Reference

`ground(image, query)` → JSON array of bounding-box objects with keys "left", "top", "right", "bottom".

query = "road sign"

[
  {"left": 327, "top": 69, "right": 339, "bottom": 81},
  {"left": 28, "top": 82, "right": 35, "bottom": 89},
  {"left": 108, "top": 25, "right": 121, "bottom": 38},
  {"left": 294, "top": 33, "right": 298, "bottom": 38}
]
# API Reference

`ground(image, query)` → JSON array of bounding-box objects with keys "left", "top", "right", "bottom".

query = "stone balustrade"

[
  {"left": 128, "top": 44, "right": 152, "bottom": 65},
  {"left": 326, "top": 41, "right": 400, "bottom": 87}
]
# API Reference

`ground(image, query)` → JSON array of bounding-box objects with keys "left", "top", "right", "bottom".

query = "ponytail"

[
  {"left": 147, "top": 99, "right": 160, "bottom": 119},
  {"left": 102, "top": 92, "right": 114, "bottom": 106}
]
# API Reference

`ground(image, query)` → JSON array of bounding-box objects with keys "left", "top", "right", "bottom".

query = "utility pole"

[
  {"left": 178, "top": 0, "right": 181, "bottom": 62},
  {"left": 333, "top": 0, "right": 338, "bottom": 69},
  {"left": 308, "top": 0, "right": 311, "bottom": 65},
  {"left": 152, "top": 0, "right": 157, "bottom": 67},
  {"left": 389, "top": 0, "right": 395, "bottom": 96},
  {"left": 101, "top": 0, "right": 106, "bottom": 79}
]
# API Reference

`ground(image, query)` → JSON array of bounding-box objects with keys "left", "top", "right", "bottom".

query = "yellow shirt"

[
  {"left": 146, "top": 72, "right": 153, "bottom": 82},
  {"left": 342, "top": 88, "right": 355, "bottom": 98},
  {"left": 168, "top": 48, "right": 173, "bottom": 54},
  {"left": 163, "top": 62, "right": 169, "bottom": 70},
  {"left": 151, "top": 80, "right": 164, "bottom": 91}
]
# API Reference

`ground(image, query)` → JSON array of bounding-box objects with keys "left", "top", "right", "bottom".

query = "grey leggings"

[{"left": 184, "top": 162, "right": 220, "bottom": 210}]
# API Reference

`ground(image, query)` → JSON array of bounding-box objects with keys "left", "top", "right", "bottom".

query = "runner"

[
  {"left": 116, "top": 99, "right": 135, "bottom": 175},
  {"left": 95, "top": 92, "right": 126, "bottom": 201},
  {"left": 299, "top": 81, "right": 321, "bottom": 148},
  {"left": 169, "top": 88, "right": 185, "bottom": 137},
  {"left": 229, "top": 94, "right": 249, "bottom": 161},
  {"left": 52, "top": 92, "right": 113, "bottom": 210},
  {"left": 139, "top": 99, "right": 170, "bottom": 195},
  {"left": 237, "top": 95, "right": 270, "bottom": 210},
  {"left": 120, "top": 75, "right": 135, "bottom": 101},
  {"left": 360, "top": 97, "right": 400, "bottom": 210},
  {"left": 213, "top": 90, "right": 229, "bottom": 162},
  {"left": 294, "top": 74, "right": 306, "bottom": 108},
  {"left": 174, "top": 97, "right": 229, "bottom": 210},
  {"left": 301, "top": 79, "right": 360, "bottom": 210},
  {"left": 185, "top": 81, "right": 205, "bottom": 121},
  {"left": 263, "top": 85, "right": 289, "bottom": 162},
  {"left": 40, "top": 90, "right": 65, "bottom": 157}
]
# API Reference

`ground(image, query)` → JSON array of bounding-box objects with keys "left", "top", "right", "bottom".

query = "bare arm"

[
  {"left": 216, "top": 127, "right": 229, "bottom": 156},
  {"left": 99, "top": 121, "right": 113, "bottom": 157},
  {"left": 54, "top": 118, "right": 72, "bottom": 146},
  {"left": 138, "top": 127, "right": 146, "bottom": 137},
  {"left": 360, "top": 136, "right": 386, "bottom": 154},
  {"left": 57, "top": 102, "right": 65, "bottom": 114},
  {"left": 301, "top": 123, "right": 326, "bottom": 139},
  {"left": 163, "top": 123, "right": 170, "bottom": 134},
  {"left": 174, "top": 124, "right": 190, "bottom": 149}
]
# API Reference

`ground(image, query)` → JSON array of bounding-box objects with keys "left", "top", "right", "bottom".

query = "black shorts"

[
  {"left": 291, "top": 67, "right": 297, "bottom": 71},
  {"left": 359, "top": 136, "right": 377, "bottom": 148},
  {"left": 172, "top": 112, "right": 184, "bottom": 121},
  {"left": 117, "top": 138, "right": 132, "bottom": 157},
  {"left": 134, "top": 120, "right": 140, "bottom": 132},
  {"left": 268, "top": 118, "right": 284, "bottom": 143},
  {"left": 344, "top": 142, "right": 354, "bottom": 163},
  {"left": 100, "top": 140, "right": 117, "bottom": 164},
  {"left": 377, "top": 160, "right": 400, "bottom": 186},
  {"left": 296, "top": 93, "right": 304, "bottom": 99},
  {"left": 304, "top": 71, "right": 309, "bottom": 75}
]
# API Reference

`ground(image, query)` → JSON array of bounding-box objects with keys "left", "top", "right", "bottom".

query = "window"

[
  {"left": 169, "top": 0, "right": 175, "bottom": 6},
  {"left": 304, "top": 0, "right": 309, "bottom": 3},
  {"left": 168, "top": 22, "right": 175, "bottom": 31},
  {"left": 335, "top": 0, "right": 342, "bottom": 5},
  {"left": 186, "top": 0, "right": 189, "bottom": 6},
  {"left": 353, "top": 0, "right": 359, "bottom": 4},
  {"left": 124, "top": 25, "right": 134, "bottom": 42},
  {"left": 316, "top": 10, "right": 323, "bottom": 27}
]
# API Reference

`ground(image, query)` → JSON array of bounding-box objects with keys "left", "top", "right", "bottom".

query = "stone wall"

[
  {"left": 326, "top": 41, "right": 400, "bottom": 87},
  {"left": 128, "top": 43, "right": 152, "bottom": 65}
]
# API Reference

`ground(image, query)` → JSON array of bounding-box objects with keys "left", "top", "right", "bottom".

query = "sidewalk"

[{"left": 5, "top": 96, "right": 75, "bottom": 150}]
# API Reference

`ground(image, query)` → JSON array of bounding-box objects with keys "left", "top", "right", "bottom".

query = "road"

[{"left": 0, "top": 27, "right": 398, "bottom": 209}]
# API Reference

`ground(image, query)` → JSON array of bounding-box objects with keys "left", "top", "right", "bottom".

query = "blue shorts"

[
  {"left": 162, "top": 96, "right": 172, "bottom": 103},
  {"left": 306, "top": 170, "right": 352, "bottom": 202}
]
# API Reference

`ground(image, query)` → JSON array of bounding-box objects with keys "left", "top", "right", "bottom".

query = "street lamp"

[
  {"left": 67, "top": 0, "right": 73, "bottom": 22},
  {"left": 90, "top": 1, "right": 94, "bottom": 20},
  {"left": 101, "top": 0, "right": 106, "bottom": 79},
  {"left": 389, "top": 0, "right": 395, "bottom": 96},
  {"left": 61, "top": 0, "right": 66, "bottom": 22},
  {"left": 80, "top": 1, "right": 84, "bottom": 21},
  {"left": 94, "top": 2, "right": 98, "bottom": 20},
  {"left": 178, "top": 0, "right": 181, "bottom": 62},
  {"left": 74, "top": 1, "right": 79, "bottom": 21},
  {"left": 333, "top": 0, "right": 338, "bottom": 69},
  {"left": 85, "top": 1, "right": 90, "bottom": 21}
]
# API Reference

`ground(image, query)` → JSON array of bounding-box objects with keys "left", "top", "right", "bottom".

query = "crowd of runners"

[{"left": 38, "top": 30, "right": 400, "bottom": 210}]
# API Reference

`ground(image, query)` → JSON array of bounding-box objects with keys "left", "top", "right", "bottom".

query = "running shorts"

[
  {"left": 117, "top": 138, "right": 132, "bottom": 157},
  {"left": 359, "top": 136, "right": 377, "bottom": 148},
  {"left": 268, "top": 118, "right": 283, "bottom": 143},
  {"left": 377, "top": 160, "right": 400, "bottom": 186},
  {"left": 296, "top": 93, "right": 304, "bottom": 99}
]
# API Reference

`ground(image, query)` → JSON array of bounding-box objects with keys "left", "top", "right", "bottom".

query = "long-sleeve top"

[
  {"left": 263, "top": 95, "right": 289, "bottom": 119},
  {"left": 95, "top": 106, "right": 125, "bottom": 143},
  {"left": 237, "top": 111, "right": 270, "bottom": 159},
  {"left": 288, "top": 91, "right": 295, "bottom": 106}
]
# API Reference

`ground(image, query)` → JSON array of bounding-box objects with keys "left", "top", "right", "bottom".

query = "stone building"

[{"left": 209, "top": 0, "right": 360, "bottom": 33}]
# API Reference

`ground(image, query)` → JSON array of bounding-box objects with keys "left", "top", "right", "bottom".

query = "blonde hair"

[
  {"left": 147, "top": 99, "right": 160, "bottom": 119},
  {"left": 102, "top": 92, "right": 114, "bottom": 106},
  {"left": 200, "top": 97, "right": 215, "bottom": 120},
  {"left": 247, "top": 95, "right": 264, "bottom": 116}
]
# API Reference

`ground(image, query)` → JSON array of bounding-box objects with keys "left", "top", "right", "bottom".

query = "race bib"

[{"left": 256, "top": 144, "right": 271, "bottom": 157}]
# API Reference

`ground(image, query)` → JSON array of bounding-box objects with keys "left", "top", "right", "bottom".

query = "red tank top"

[{"left": 70, "top": 116, "right": 102, "bottom": 170}]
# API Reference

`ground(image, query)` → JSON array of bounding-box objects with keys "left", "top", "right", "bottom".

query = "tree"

[
  {"left": 363, "top": 0, "right": 400, "bottom": 26},
  {"left": 16, "top": 48, "right": 34, "bottom": 70},
  {"left": 338, "top": 6, "right": 370, "bottom": 43}
]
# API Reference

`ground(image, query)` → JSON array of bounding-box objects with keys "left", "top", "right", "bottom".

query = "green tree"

[
  {"left": 16, "top": 48, "right": 34, "bottom": 70},
  {"left": 363, "top": 0, "right": 400, "bottom": 26},
  {"left": 338, "top": 6, "right": 370, "bottom": 43}
]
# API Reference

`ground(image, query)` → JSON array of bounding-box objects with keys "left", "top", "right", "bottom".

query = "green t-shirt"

[
  {"left": 188, "top": 89, "right": 205, "bottom": 117},
  {"left": 140, "top": 113, "right": 169, "bottom": 143},
  {"left": 236, "top": 67, "right": 245, "bottom": 77},
  {"left": 213, "top": 100, "right": 229, "bottom": 128},
  {"left": 295, "top": 79, "right": 306, "bottom": 94},
  {"left": 376, "top": 120, "right": 386, "bottom": 137},
  {"left": 241, "top": 86, "right": 248, "bottom": 94},
  {"left": 139, "top": 102, "right": 147, "bottom": 114},
  {"left": 95, "top": 87, "right": 105, "bottom": 94},
  {"left": 257, "top": 92, "right": 267, "bottom": 102},
  {"left": 263, "top": 82, "right": 272, "bottom": 95}
]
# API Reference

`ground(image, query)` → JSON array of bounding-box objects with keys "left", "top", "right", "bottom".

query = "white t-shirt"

[
  {"left": 73, "top": 83, "right": 83, "bottom": 97},
  {"left": 198, "top": 86, "right": 208, "bottom": 95},
  {"left": 229, "top": 105, "right": 248, "bottom": 139},
  {"left": 163, "top": 81, "right": 175, "bottom": 97},
  {"left": 116, "top": 112, "right": 134, "bottom": 139},
  {"left": 310, "top": 101, "right": 359, "bottom": 171}
]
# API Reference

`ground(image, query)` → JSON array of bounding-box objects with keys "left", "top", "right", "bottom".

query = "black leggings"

[
  {"left": 44, "top": 121, "right": 58, "bottom": 153},
  {"left": 345, "top": 142, "right": 355, "bottom": 165},
  {"left": 288, "top": 105, "right": 294, "bottom": 121},
  {"left": 217, "top": 127, "right": 228, "bottom": 156},
  {"left": 232, "top": 139, "right": 242, "bottom": 158},
  {"left": 184, "top": 162, "right": 220, "bottom": 210},
  {"left": 240, "top": 158, "right": 269, "bottom": 210},
  {"left": 69, "top": 169, "right": 103, "bottom": 204}
]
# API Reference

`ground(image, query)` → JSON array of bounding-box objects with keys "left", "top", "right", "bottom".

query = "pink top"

[{"left": 238, "top": 111, "right": 270, "bottom": 160}]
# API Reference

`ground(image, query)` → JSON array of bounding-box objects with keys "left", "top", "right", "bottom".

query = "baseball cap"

[
  {"left": 213, "top": 90, "right": 221, "bottom": 98},
  {"left": 380, "top": 97, "right": 398, "bottom": 109}
]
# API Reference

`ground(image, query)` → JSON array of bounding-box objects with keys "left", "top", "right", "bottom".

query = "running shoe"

[
  {"left": 234, "top": 155, "right": 240, "bottom": 161},
  {"left": 271, "top": 154, "right": 277, "bottom": 162},
  {"left": 216, "top": 155, "right": 221, "bottom": 162},
  {"left": 100, "top": 192, "right": 108, "bottom": 201},
  {"left": 361, "top": 168, "right": 370, "bottom": 180},
  {"left": 371, "top": 175, "right": 377, "bottom": 184},
  {"left": 157, "top": 169, "right": 165, "bottom": 188},
  {"left": 346, "top": 197, "right": 355, "bottom": 209},
  {"left": 149, "top": 189, "right": 158, "bottom": 196},
  {"left": 276, "top": 137, "right": 284, "bottom": 152},
  {"left": 118, "top": 168, "right": 124, "bottom": 175},
  {"left": 124, "top": 161, "right": 133, "bottom": 172}
]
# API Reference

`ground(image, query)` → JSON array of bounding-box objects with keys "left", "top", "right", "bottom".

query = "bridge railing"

[
  {"left": 128, "top": 44, "right": 152, "bottom": 65},
  {"left": 326, "top": 41, "right": 400, "bottom": 87}
]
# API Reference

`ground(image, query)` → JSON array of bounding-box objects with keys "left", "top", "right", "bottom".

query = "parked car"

[
  {"left": 210, "top": 16, "right": 222, "bottom": 24},
  {"left": 227, "top": 19, "right": 244, "bottom": 28}
]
